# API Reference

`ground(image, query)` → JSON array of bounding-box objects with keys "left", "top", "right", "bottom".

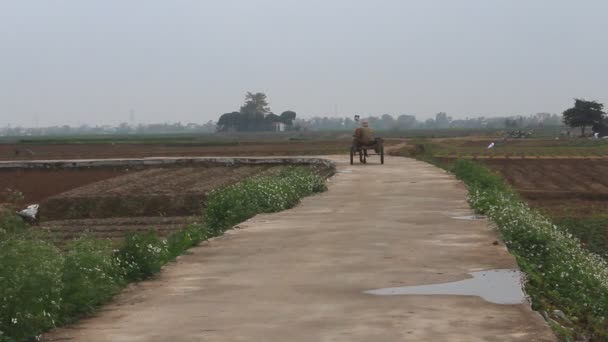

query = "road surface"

[{"left": 45, "top": 156, "right": 555, "bottom": 342}]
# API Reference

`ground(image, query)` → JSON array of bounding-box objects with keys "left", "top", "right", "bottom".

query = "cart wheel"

[
  {"left": 380, "top": 145, "right": 384, "bottom": 165},
  {"left": 350, "top": 147, "right": 354, "bottom": 165}
]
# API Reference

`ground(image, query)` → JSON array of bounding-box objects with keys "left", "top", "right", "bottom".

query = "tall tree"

[
  {"left": 396, "top": 115, "right": 416, "bottom": 129},
  {"left": 217, "top": 112, "right": 240, "bottom": 132},
  {"left": 563, "top": 99, "right": 605, "bottom": 136},
  {"left": 239, "top": 92, "right": 270, "bottom": 131},
  {"left": 280, "top": 110, "right": 297, "bottom": 127},
  {"left": 240, "top": 92, "right": 270, "bottom": 115},
  {"left": 380, "top": 114, "right": 395, "bottom": 130}
]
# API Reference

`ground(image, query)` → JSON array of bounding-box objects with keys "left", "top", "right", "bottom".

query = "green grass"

[{"left": 0, "top": 166, "right": 327, "bottom": 341}]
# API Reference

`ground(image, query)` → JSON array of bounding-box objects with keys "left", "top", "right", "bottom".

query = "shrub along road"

[{"left": 44, "top": 156, "right": 555, "bottom": 342}]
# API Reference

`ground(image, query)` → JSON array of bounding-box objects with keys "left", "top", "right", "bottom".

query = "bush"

[
  {"left": 452, "top": 159, "right": 608, "bottom": 340},
  {"left": 0, "top": 209, "right": 27, "bottom": 241},
  {"left": 166, "top": 225, "right": 207, "bottom": 260},
  {"left": 450, "top": 158, "right": 508, "bottom": 192},
  {"left": 60, "top": 236, "right": 123, "bottom": 319},
  {"left": 204, "top": 167, "right": 326, "bottom": 230},
  {"left": 117, "top": 231, "right": 169, "bottom": 281},
  {"left": 0, "top": 238, "right": 64, "bottom": 341}
]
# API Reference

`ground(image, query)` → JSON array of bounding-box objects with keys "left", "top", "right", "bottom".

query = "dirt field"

[
  {"left": 394, "top": 137, "right": 608, "bottom": 219},
  {"left": 0, "top": 138, "right": 347, "bottom": 242},
  {"left": 0, "top": 162, "right": 324, "bottom": 242},
  {"left": 480, "top": 158, "right": 608, "bottom": 217},
  {"left": 42, "top": 216, "right": 195, "bottom": 241},
  {"left": 0, "top": 140, "right": 350, "bottom": 161},
  {"left": 42, "top": 165, "right": 283, "bottom": 221},
  {"left": 0, "top": 167, "right": 130, "bottom": 205}
]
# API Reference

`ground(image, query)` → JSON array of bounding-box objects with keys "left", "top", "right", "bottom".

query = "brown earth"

[
  {"left": 34, "top": 165, "right": 288, "bottom": 240},
  {"left": 4, "top": 160, "right": 332, "bottom": 242},
  {"left": 0, "top": 140, "right": 351, "bottom": 161},
  {"left": 42, "top": 216, "right": 196, "bottom": 243},
  {"left": 480, "top": 158, "right": 608, "bottom": 217},
  {"left": 0, "top": 167, "right": 131, "bottom": 205},
  {"left": 0, "top": 139, "right": 350, "bottom": 241},
  {"left": 388, "top": 144, "right": 608, "bottom": 218},
  {"left": 41, "top": 165, "right": 283, "bottom": 221}
]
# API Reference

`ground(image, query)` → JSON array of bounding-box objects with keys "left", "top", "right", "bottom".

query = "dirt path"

[{"left": 44, "top": 156, "right": 555, "bottom": 342}]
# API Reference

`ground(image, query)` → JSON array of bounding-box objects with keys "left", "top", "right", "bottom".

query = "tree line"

[
  {"left": 3, "top": 95, "right": 605, "bottom": 137},
  {"left": 294, "top": 112, "right": 563, "bottom": 131},
  {"left": 0, "top": 121, "right": 217, "bottom": 137}
]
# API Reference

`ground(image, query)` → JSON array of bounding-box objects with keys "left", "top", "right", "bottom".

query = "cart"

[{"left": 350, "top": 138, "right": 384, "bottom": 165}]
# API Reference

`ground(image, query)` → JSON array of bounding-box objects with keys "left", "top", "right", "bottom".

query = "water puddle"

[
  {"left": 337, "top": 169, "right": 353, "bottom": 174},
  {"left": 451, "top": 215, "right": 486, "bottom": 221},
  {"left": 364, "top": 269, "right": 525, "bottom": 305}
]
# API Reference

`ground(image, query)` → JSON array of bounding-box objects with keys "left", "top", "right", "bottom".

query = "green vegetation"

[
  {"left": 204, "top": 167, "right": 327, "bottom": 230},
  {"left": 553, "top": 216, "right": 608, "bottom": 259},
  {"left": 60, "top": 237, "right": 123, "bottom": 320},
  {"left": 451, "top": 160, "right": 608, "bottom": 341},
  {"left": 117, "top": 231, "right": 170, "bottom": 281},
  {"left": 562, "top": 99, "right": 606, "bottom": 137},
  {"left": 0, "top": 167, "right": 326, "bottom": 341},
  {"left": 0, "top": 237, "right": 64, "bottom": 341}
]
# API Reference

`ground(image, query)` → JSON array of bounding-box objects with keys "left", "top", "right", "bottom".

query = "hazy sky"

[{"left": 1, "top": 0, "right": 608, "bottom": 127}]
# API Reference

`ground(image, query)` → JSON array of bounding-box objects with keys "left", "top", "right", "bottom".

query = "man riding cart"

[{"left": 350, "top": 118, "right": 384, "bottom": 165}]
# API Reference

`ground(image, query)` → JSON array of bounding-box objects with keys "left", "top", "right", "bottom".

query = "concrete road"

[{"left": 45, "top": 156, "right": 555, "bottom": 342}]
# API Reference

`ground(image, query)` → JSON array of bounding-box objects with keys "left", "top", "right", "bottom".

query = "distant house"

[{"left": 272, "top": 122, "right": 286, "bottom": 132}]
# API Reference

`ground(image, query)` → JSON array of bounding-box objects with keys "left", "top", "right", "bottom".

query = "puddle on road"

[
  {"left": 337, "top": 169, "right": 353, "bottom": 174},
  {"left": 451, "top": 215, "right": 486, "bottom": 221},
  {"left": 364, "top": 269, "right": 526, "bottom": 305}
]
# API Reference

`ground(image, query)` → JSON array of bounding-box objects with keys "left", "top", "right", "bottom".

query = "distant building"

[{"left": 272, "top": 122, "right": 286, "bottom": 132}]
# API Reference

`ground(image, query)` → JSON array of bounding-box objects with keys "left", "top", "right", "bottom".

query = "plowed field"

[
  {"left": 0, "top": 162, "right": 321, "bottom": 242},
  {"left": 0, "top": 140, "right": 348, "bottom": 161},
  {"left": 42, "top": 165, "right": 282, "bottom": 221},
  {"left": 0, "top": 138, "right": 343, "bottom": 242},
  {"left": 481, "top": 158, "right": 608, "bottom": 217}
]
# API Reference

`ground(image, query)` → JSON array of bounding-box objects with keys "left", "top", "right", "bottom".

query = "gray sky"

[{"left": 1, "top": 0, "right": 608, "bottom": 127}]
